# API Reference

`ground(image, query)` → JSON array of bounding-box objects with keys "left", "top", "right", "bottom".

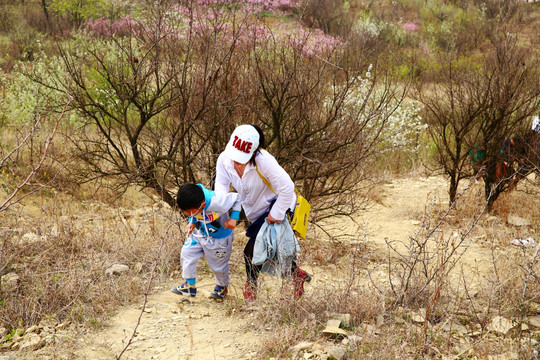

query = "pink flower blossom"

[
  {"left": 402, "top": 22, "right": 419, "bottom": 31},
  {"left": 193, "top": 0, "right": 298, "bottom": 11},
  {"left": 286, "top": 28, "right": 344, "bottom": 57},
  {"left": 83, "top": 16, "right": 141, "bottom": 37}
]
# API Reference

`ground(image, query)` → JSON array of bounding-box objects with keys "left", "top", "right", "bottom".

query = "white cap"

[{"left": 223, "top": 125, "right": 260, "bottom": 164}]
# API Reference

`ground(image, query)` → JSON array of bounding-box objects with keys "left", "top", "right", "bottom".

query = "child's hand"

[
  {"left": 185, "top": 223, "right": 196, "bottom": 235},
  {"left": 224, "top": 218, "right": 237, "bottom": 230}
]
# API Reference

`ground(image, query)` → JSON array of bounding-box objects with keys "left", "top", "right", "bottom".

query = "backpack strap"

[
  {"left": 255, "top": 166, "right": 276, "bottom": 194},
  {"left": 255, "top": 166, "right": 299, "bottom": 196}
]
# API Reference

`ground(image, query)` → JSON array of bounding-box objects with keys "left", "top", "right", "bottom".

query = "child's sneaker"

[
  {"left": 171, "top": 282, "right": 197, "bottom": 297},
  {"left": 209, "top": 285, "right": 228, "bottom": 300}
]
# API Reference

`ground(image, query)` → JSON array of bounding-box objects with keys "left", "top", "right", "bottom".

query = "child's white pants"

[{"left": 180, "top": 232, "right": 233, "bottom": 287}]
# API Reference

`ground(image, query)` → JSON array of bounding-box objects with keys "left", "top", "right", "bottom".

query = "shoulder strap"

[
  {"left": 255, "top": 166, "right": 276, "bottom": 195},
  {"left": 255, "top": 166, "right": 299, "bottom": 196}
]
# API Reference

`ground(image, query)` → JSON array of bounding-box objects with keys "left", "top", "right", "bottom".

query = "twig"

[
  {"left": 0, "top": 98, "right": 72, "bottom": 212},
  {"left": 0, "top": 115, "right": 42, "bottom": 169},
  {"left": 116, "top": 220, "right": 171, "bottom": 360},
  {"left": 516, "top": 245, "right": 540, "bottom": 358}
]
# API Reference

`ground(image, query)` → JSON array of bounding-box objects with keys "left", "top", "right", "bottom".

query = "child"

[{"left": 171, "top": 183, "right": 241, "bottom": 300}]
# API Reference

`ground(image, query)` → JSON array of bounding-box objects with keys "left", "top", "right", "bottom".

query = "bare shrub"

[
  {"left": 29, "top": 0, "right": 259, "bottom": 207},
  {"left": 26, "top": 0, "right": 413, "bottom": 231},
  {"left": 298, "top": 0, "right": 354, "bottom": 37},
  {"left": 415, "top": 32, "right": 540, "bottom": 208}
]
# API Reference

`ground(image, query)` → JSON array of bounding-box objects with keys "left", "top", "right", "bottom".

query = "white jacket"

[{"left": 215, "top": 149, "right": 296, "bottom": 223}]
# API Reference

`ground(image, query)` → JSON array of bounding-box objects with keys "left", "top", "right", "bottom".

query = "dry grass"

[
  {"left": 0, "top": 187, "right": 181, "bottom": 332},
  {"left": 252, "top": 278, "right": 385, "bottom": 359}
]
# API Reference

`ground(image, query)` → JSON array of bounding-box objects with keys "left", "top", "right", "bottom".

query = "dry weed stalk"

[
  {"left": 0, "top": 98, "right": 71, "bottom": 212},
  {"left": 516, "top": 245, "right": 540, "bottom": 358},
  {"left": 384, "top": 179, "right": 489, "bottom": 307},
  {"left": 116, "top": 219, "right": 176, "bottom": 359}
]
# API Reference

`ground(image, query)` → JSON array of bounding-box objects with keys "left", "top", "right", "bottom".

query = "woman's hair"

[{"left": 249, "top": 124, "right": 265, "bottom": 166}]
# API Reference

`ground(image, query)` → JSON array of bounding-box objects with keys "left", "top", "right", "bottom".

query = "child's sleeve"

[
  {"left": 207, "top": 192, "right": 241, "bottom": 220},
  {"left": 188, "top": 216, "right": 197, "bottom": 224}
]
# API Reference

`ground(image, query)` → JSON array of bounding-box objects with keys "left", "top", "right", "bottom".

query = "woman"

[{"left": 215, "top": 124, "right": 311, "bottom": 301}]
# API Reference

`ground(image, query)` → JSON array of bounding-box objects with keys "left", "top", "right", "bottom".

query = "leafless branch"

[{"left": 0, "top": 98, "right": 72, "bottom": 212}]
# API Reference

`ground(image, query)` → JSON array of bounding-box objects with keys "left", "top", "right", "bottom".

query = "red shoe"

[
  {"left": 293, "top": 268, "right": 312, "bottom": 299},
  {"left": 244, "top": 281, "right": 257, "bottom": 302}
]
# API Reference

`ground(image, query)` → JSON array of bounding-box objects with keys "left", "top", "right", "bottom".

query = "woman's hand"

[
  {"left": 224, "top": 218, "right": 238, "bottom": 229},
  {"left": 266, "top": 213, "right": 281, "bottom": 224},
  {"left": 185, "top": 223, "right": 196, "bottom": 235}
]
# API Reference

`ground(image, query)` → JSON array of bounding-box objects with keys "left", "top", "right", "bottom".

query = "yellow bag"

[
  {"left": 256, "top": 167, "right": 311, "bottom": 239},
  {"left": 290, "top": 192, "right": 310, "bottom": 239}
]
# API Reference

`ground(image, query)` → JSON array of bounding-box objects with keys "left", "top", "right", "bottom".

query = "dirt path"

[
  {"left": 75, "top": 175, "right": 501, "bottom": 360},
  {"left": 78, "top": 277, "right": 260, "bottom": 360}
]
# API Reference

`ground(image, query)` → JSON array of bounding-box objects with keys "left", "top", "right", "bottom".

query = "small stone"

[
  {"left": 21, "top": 233, "right": 46, "bottom": 244},
  {"left": 105, "top": 264, "right": 129, "bottom": 276},
  {"left": 327, "top": 345, "right": 347, "bottom": 360},
  {"left": 528, "top": 315, "right": 540, "bottom": 328},
  {"left": 487, "top": 316, "right": 514, "bottom": 335},
  {"left": 322, "top": 326, "right": 348, "bottom": 338},
  {"left": 411, "top": 313, "right": 425, "bottom": 323},
  {"left": 291, "top": 342, "right": 314, "bottom": 353},
  {"left": 19, "top": 333, "right": 42, "bottom": 351},
  {"left": 326, "top": 319, "right": 344, "bottom": 328},
  {"left": 24, "top": 325, "right": 39, "bottom": 335},
  {"left": 55, "top": 322, "right": 69, "bottom": 331},
  {"left": 41, "top": 326, "right": 54, "bottom": 335},
  {"left": 1, "top": 273, "right": 20, "bottom": 292},
  {"left": 440, "top": 321, "right": 468, "bottom": 335},
  {"left": 507, "top": 215, "right": 531, "bottom": 227},
  {"left": 327, "top": 313, "right": 352, "bottom": 327}
]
